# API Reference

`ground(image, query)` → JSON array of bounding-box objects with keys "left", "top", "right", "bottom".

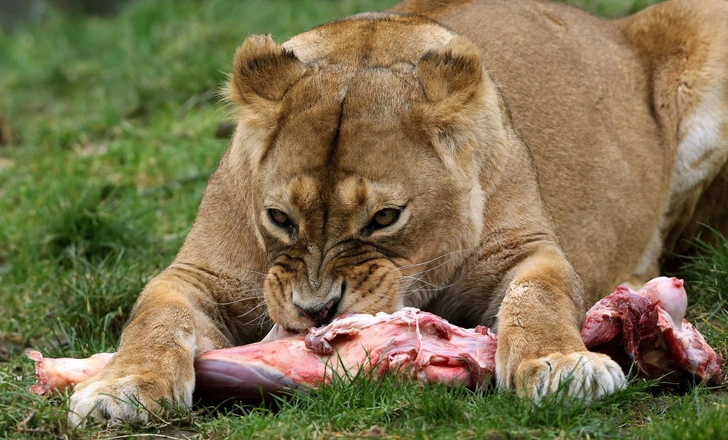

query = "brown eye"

[
  {"left": 268, "top": 209, "right": 294, "bottom": 229},
  {"left": 368, "top": 208, "right": 401, "bottom": 230}
]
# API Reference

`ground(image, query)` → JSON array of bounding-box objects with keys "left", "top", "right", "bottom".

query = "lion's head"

[{"left": 225, "top": 13, "right": 510, "bottom": 331}]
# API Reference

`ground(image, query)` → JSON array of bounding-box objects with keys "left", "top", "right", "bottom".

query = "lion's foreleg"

[
  {"left": 67, "top": 266, "right": 239, "bottom": 426},
  {"left": 494, "top": 245, "right": 626, "bottom": 399}
]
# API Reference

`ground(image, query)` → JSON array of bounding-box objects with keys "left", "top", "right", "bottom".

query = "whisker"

[
  {"left": 399, "top": 274, "right": 443, "bottom": 289},
  {"left": 400, "top": 281, "right": 457, "bottom": 297},
  {"left": 396, "top": 249, "right": 469, "bottom": 271},
  {"left": 399, "top": 263, "right": 452, "bottom": 287},
  {"left": 234, "top": 300, "right": 269, "bottom": 321},
  {"left": 239, "top": 268, "right": 269, "bottom": 278},
  {"left": 399, "top": 272, "right": 457, "bottom": 291},
  {"left": 373, "top": 249, "right": 466, "bottom": 288},
  {"left": 210, "top": 288, "right": 265, "bottom": 306},
  {"left": 394, "top": 247, "right": 469, "bottom": 293},
  {"left": 404, "top": 252, "right": 464, "bottom": 277},
  {"left": 252, "top": 312, "right": 274, "bottom": 331}
]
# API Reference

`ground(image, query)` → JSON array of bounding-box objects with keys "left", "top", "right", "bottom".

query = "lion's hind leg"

[
  {"left": 620, "top": 0, "right": 728, "bottom": 275},
  {"left": 665, "top": 162, "right": 728, "bottom": 266}
]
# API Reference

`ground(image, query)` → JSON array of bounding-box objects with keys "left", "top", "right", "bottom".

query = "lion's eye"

[
  {"left": 268, "top": 209, "right": 295, "bottom": 230},
  {"left": 368, "top": 208, "right": 401, "bottom": 230}
]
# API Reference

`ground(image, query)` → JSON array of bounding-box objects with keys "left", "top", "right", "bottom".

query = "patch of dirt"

[
  {"left": 0, "top": 112, "right": 12, "bottom": 145},
  {"left": 0, "top": 334, "right": 27, "bottom": 362}
]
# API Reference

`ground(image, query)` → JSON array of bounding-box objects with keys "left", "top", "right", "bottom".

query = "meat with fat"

[
  {"left": 581, "top": 277, "right": 723, "bottom": 384},
  {"left": 27, "top": 278, "right": 723, "bottom": 400},
  {"left": 197, "top": 308, "right": 497, "bottom": 400},
  {"left": 29, "top": 308, "right": 498, "bottom": 399}
]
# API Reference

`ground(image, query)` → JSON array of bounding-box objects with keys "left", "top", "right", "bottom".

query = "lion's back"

[{"left": 392, "top": 0, "right": 669, "bottom": 300}]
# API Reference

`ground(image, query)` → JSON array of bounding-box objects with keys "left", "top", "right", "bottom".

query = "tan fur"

[{"left": 69, "top": 0, "right": 728, "bottom": 425}]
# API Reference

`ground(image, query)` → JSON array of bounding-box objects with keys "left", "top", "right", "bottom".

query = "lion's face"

[
  {"left": 252, "top": 70, "right": 477, "bottom": 331},
  {"left": 226, "top": 16, "right": 498, "bottom": 330}
]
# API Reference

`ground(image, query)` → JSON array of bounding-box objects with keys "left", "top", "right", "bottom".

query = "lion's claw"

[
  {"left": 505, "top": 351, "right": 626, "bottom": 400},
  {"left": 68, "top": 372, "right": 194, "bottom": 427}
]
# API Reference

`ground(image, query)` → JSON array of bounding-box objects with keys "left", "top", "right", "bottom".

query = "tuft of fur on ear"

[
  {"left": 417, "top": 36, "right": 484, "bottom": 102},
  {"left": 226, "top": 34, "right": 306, "bottom": 106},
  {"left": 414, "top": 36, "right": 495, "bottom": 161},
  {"left": 222, "top": 35, "right": 306, "bottom": 174}
]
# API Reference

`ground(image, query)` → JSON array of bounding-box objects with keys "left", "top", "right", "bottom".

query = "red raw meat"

[
  {"left": 29, "top": 308, "right": 498, "bottom": 399},
  {"left": 581, "top": 277, "right": 723, "bottom": 384},
  {"left": 27, "top": 278, "right": 723, "bottom": 399},
  {"left": 196, "top": 308, "right": 497, "bottom": 400}
]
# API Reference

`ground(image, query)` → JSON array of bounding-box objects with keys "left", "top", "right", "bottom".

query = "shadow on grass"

[{"left": 41, "top": 185, "right": 152, "bottom": 267}]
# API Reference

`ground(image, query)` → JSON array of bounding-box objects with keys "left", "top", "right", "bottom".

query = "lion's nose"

[{"left": 295, "top": 295, "right": 341, "bottom": 326}]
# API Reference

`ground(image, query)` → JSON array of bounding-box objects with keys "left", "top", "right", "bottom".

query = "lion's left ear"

[{"left": 414, "top": 36, "right": 498, "bottom": 158}]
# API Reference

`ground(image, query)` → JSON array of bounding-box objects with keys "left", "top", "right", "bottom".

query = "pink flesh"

[
  {"left": 581, "top": 278, "right": 723, "bottom": 384},
  {"left": 28, "top": 278, "right": 723, "bottom": 399},
  {"left": 28, "top": 308, "right": 498, "bottom": 399},
  {"left": 26, "top": 350, "right": 115, "bottom": 395},
  {"left": 195, "top": 308, "right": 497, "bottom": 399}
]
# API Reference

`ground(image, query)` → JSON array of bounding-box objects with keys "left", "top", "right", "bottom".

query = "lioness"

[{"left": 69, "top": 0, "right": 728, "bottom": 425}]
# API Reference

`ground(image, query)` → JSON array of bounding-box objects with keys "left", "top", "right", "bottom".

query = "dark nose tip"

[{"left": 296, "top": 296, "right": 341, "bottom": 326}]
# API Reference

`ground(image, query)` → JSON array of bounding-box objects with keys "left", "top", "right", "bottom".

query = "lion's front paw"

[
  {"left": 68, "top": 369, "right": 194, "bottom": 428},
  {"left": 498, "top": 351, "right": 626, "bottom": 400}
]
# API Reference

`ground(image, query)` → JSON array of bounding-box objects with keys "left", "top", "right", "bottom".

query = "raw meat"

[
  {"left": 197, "top": 308, "right": 497, "bottom": 400},
  {"left": 581, "top": 277, "right": 723, "bottom": 385},
  {"left": 29, "top": 308, "right": 498, "bottom": 399},
  {"left": 27, "top": 278, "right": 723, "bottom": 400},
  {"left": 27, "top": 351, "right": 115, "bottom": 396}
]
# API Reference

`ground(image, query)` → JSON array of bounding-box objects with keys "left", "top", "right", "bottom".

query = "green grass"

[{"left": 0, "top": 0, "right": 725, "bottom": 438}]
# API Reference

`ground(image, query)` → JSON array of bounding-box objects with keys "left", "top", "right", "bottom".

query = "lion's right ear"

[
  {"left": 223, "top": 36, "right": 305, "bottom": 173},
  {"left": 225, "top": 35, "right": 305, "bottom": 106}
]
